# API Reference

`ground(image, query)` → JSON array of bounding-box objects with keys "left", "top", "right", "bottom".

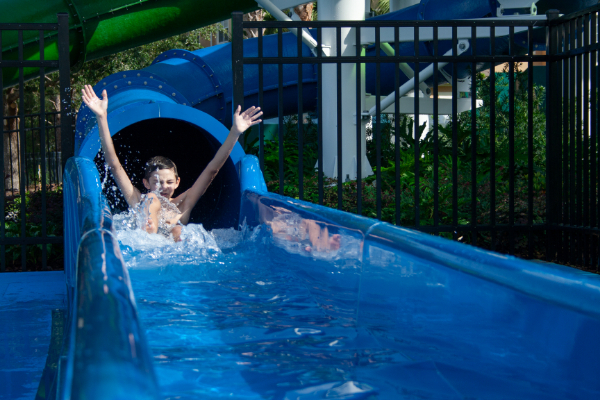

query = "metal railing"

[
  {"left": 3, "top": 112, "right": 63, "bottom": 192},
  {"left": 231, "top": 4, "right": 599, "bottom": 271},
  {"left": 0, "top": 13, "right": 73, "bottom": 271},
  {"left": 546, "top": 7, "right": 600, "bottom": 269}
]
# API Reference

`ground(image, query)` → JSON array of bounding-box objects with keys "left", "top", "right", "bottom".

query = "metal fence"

[
  {"left": 0, "top": 14, "right": 73, "bottom": 271},
  {"left": 232, "top": 4, "right": 599, "bottom": 271},
  {"left": 547, "top": 7, "right": 599, "bottom": 269},
  {"left": 3, "top": 112, "right": 63, "bottom": 192}
]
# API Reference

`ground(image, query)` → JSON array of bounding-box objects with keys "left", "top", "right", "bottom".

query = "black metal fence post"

[
  {"left": 0, "top": 32, "right": 4, "bottom": 272},
  {"left": 232, "top": 12, "right": 245, "bottom": 149},
  {"left": 546, "top": 9, "right": 560, "bottom": 262},
  {"left": 58, "top": 13, "right": 72, "bottom": 172}
]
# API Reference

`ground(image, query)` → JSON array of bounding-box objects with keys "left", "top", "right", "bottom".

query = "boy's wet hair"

[{"left": 144, "top": 156, "right": 179, "bottom": 180}]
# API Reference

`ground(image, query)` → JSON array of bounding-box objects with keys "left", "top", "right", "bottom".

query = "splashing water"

[{"left": 101, "top": 162, "right": 110, "bottom": 191}]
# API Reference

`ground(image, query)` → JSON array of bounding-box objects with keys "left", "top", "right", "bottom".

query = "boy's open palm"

[
  {"left": 232, "top": 105, "right": 262, "bottom": 135},
  {"left": 81, "top": 84, "right": 108, "bottom": 117}
]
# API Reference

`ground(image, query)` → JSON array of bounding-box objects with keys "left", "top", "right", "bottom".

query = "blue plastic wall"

[
  {"left": 237, "top": 156, "right": 600, "bottom": 398},
  {"left": 63, "top": 157, "right": 160, "bottom": 400}
]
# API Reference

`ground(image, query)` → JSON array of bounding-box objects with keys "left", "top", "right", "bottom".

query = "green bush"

[{"left": 3, "top": 186, "right": 64, "bottom": 271}]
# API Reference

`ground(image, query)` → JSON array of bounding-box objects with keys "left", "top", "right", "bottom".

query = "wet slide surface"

[{"left": 117, "top": 221, "right": 597, "bottom": 399}]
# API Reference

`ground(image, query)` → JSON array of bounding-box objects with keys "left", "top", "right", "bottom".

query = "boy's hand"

[
  {"left": 81, "top": 84, "right": 108, "bottom": 118},
  {"left": 145, "top": 217, "right": 156, "bottom": 234},
  {"left": 232, "top": 105, "right": 262, "bottom": 135}
]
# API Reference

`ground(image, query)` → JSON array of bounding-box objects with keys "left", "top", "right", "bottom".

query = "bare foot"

[
  {"left": 329, "top": 234, "right": 341, "bottom": 250},
  {"left": 171, "top": 225, "right": 182, "bottom": 242}
]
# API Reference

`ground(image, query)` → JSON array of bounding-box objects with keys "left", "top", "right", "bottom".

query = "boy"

[{"left": 81, "top": 84, "right": 262, "bottom": 239}]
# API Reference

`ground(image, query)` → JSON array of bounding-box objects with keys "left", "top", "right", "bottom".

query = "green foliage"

[
  {"left": 371, "top": 0, "right": 390, "bottom": 16},
  {"left": 245, "top": 113, "right": 319, "bottom": 185},
  {"left": 3, "top": 186, "right": 63, "bottom": 271}
]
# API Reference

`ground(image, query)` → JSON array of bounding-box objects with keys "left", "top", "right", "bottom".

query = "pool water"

[
  {"left": 122, "top": 225, "right": 384, "bottom": 400},
  {"left": 117, "top": 223, "right": 591, "bottom": 400}
]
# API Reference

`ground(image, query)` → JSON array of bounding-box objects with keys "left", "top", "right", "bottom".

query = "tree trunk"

[
  {"left": 51, "top": 94, "right": 61, "bottom": 152},
  {"left": 294, "top": 3, "right": 314, "bottom": 21},
  {"left": 3, "top": 88, "right": 20, "bottom": 193},
  {"left": 243, "top": 9, "right": 264, "bottom": 38}
]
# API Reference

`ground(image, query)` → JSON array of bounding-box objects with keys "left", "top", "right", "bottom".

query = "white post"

[{"left": 319, "top": 0, "right": 372, "bottom": 180}]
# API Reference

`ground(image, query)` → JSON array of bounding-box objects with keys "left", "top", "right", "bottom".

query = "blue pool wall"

[
  {"left": 63, "top": 157, "right": 160, "bottom": 400},
  {"left": 238, "top": 157, "right": 600, "bottom": 397}
]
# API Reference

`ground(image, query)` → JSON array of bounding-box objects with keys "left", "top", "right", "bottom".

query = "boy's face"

[{"left": 143, "top": 168, "right": 180, "bottom": 199}]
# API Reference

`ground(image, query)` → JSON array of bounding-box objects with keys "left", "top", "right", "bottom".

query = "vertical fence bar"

[
  {"left": 569, "top": 18, "right": 576, "bottom": 265},
  {"left": 11, "top": 120, "right": 16, "bottom": 194},
  {"left": 39, "top": 29, "right": 47, "bottom": 269},
  {"left": 546, "top": 10, "right": 560, "bottom": 262},
  {"left": 258, "top": 28, "right": 265, "bottom": 173},
  {"left": 433, "top": 24, "right": 439, "bottom": 231},
  {"left": 58, "top": 13, "right": 72, "bottom": 173},
  {"left": 18, "top": 29, "right": 27, "bottom": 270},
  {"left": 356, "top": 25, "right": 363, "bottom": 216},
  {"left": 375, "top": 25, "right": 382, "bottom": 220},
  {"left": 297, "top": 29, "right": 304, "bottom": 201},
  {"left": 596, "top": 10, "right": 599, "bottom": 271},
  {"left": 508, "top": 26, "right": 515, "bottom": 255},
  {"left": 471, "top": 24, "right": 477, "bottom": 246},
  {"left": 451, "top": 26, "right": 458, "bottom": 241},
  {"left": 527, "top": 25, "right": 534, "bottom": 259},
  {"left": 278, "top": 27, "right": 284, "bottom": 196},
  {"left": 582, "top": 14, "right": 590, "bottom": 268},
  {"left": 31, "top": 118, "right": 36, "bottom": 189},
  {"left": 591, "top": 9, "right": 597, "bottom": 271},
  {"left": 232, "top": 12, "right": 245, "bottom": 146},
  {"left": 336, "top": 26, "right": 343, "bottom": 210},
  {"left": 490, "top": 23, "right": 497, "bottom": 251},
  {"left": 414, "top": 23, "right": 420, "bottom": 228},
  {"left": 575, "top": 16, "right": 583, "bottom": 266},
  {"left": 562, "top": 21, "right": 570, "bottom": 264},
  {"left": 559, "top": 19, "right": 567, "bottom": 263},
  {"left": 0, "top": 28, "right": 4, "bottom": 272},
  {"left": 53, "top": 113, "right": 59, "bottom": 184},
  {"left": 394, "top": 26, "right": 400, "bottom": 225},
  {"left": 317, "top": 27, "right": 323, "bottom": 206}
]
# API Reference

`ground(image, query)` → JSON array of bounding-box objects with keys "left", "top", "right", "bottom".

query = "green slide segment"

[{"left": 0, "top": 0, "right": 258, "bottom": 86}]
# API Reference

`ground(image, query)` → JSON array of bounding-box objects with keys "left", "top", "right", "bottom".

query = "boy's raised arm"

[
  {"left": 81, "top": 85, "right": 141, "bottom": 207},
  {"left": 177, "top": 105, "right": 262, "bottom": 224}
]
